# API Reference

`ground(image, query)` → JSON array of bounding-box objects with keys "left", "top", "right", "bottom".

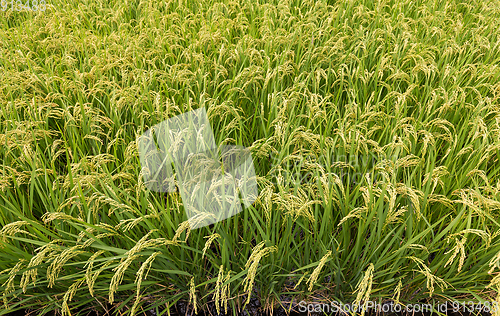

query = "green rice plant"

[{"left": 1, "top": 0, "right": 500, "bottom": 315}]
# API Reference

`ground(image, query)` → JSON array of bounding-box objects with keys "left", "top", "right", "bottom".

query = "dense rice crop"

[{"left": 1, "top": 0, "right": 500, "bottom": 315}]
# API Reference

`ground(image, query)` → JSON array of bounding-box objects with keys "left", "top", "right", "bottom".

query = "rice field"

[{"left": 1, "top": 0, "right": 500, "bottom": 315}]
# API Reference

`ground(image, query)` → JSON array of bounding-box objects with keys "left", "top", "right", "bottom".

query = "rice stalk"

[{"left": 306, "top": 250, "right": 332, "bottom": 291}]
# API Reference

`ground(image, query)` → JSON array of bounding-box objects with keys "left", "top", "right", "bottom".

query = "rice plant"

[{"left": 1, "top": 0, "right": 500, "bottom": 315}]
